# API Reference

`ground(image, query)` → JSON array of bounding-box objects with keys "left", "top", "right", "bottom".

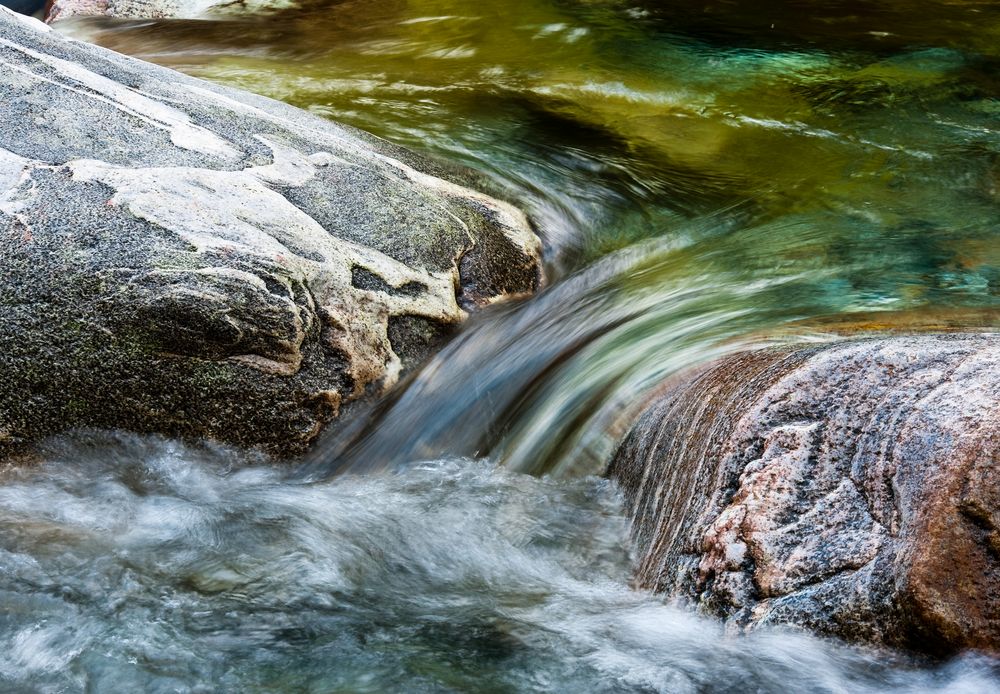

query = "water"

[
  {"left": 58, "top": 0, "right": 1000, "bottom": 476},
  {"left": 2, "top": 433, "right": 998, "bottom": 692},
  {"left": 6, "top": 0, "right": 1000, "bottom": 690},
  {"left": 63, "top": 0, "right": 1000, "bottom": 274}
]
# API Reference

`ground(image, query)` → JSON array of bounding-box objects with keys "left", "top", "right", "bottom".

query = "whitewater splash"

[{"left": 0, "top": 432, "right": 996, "bottom": 692}]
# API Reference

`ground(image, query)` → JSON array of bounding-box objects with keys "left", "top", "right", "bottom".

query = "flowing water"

[
  {"left": 4, "top": 0, "right": 1000, "bottom": 690},
  {"left": 3, "top": 433, "right": 1000, "bottom": 692}
]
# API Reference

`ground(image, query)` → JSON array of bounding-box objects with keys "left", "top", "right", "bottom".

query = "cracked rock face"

[
  {"left": 0, "top": 8, "right": 542, "bottom": 456},
  {"left": 608, "top": 333, "right": 1000, "bottom": 655}
]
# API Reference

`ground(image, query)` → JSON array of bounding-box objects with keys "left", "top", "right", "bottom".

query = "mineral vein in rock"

[
  {"left": 0, "top": 38, "right": 241, "bottom": 160},
  {"left": 64, "top": 136, "right": 464, "bottom": 387},
  {"left": 0, "top": 5, "right": 542, "bottom": 455}
]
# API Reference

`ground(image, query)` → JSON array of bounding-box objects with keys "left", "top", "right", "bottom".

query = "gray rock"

[
  {"left": 608, "top": 333, "right": 1000, "bottom": 654},
  {"left": 46, "top": 0, "right": 286, "bottom": 21},
  {"left": 0, "top": 7, "right": 542, "bottom": 456}
]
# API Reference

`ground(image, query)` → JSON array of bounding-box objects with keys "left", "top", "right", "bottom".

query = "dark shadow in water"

[{"left": 618, "top": 0, "right": 1000, "bottom": 56}]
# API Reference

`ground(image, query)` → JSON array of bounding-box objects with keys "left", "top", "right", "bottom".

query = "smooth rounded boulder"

[
  {"left": 0, "top": 8, "right": 542, "bottom": 456},
  {"left": 608, "top": 333, "right": 1000, "bottom": 655}
]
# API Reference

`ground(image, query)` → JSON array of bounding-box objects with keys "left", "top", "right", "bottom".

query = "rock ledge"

[{"left": 609, "top": 333, "right": 1000, "bottom": 655}]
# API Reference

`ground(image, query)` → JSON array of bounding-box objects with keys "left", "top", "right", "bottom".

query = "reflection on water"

[
  {"left": 59, "top": 0, "right": 1000, "bottom": 273},
  {"left": 1, "top": 433, "right": 998, "bottom": 692}
]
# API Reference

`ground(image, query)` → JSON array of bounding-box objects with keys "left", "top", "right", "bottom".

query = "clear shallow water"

[
  {"left": 2, "top": 433, "right": 999, "bottom": 692},
  {"left": 11, "top": 0, "right": 1000, "bottom": 690}
]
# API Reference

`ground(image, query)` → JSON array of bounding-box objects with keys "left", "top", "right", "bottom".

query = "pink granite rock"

[{"left": 608, "top": 334, "right": 1000, "bottom": 654}]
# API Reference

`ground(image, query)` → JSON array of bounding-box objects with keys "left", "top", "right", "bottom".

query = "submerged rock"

[
  {"left": 0, "top": 8, "right": 542, "bottom": 456},
  {"left": 608, "top": 333, "right": 1000, "bottom": 655}
]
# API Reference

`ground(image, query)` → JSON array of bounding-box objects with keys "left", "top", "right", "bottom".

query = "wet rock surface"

[
  {"left": 0, "top": 8, "right": 542, "bottom": 457},
  {"left": 608, "top": 333, "right": 1000, "bottom": 655}
]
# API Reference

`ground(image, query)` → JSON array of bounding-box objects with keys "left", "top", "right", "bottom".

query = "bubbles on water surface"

[{"left": 0, "top": 433, "right": 998, "bottom": 692}]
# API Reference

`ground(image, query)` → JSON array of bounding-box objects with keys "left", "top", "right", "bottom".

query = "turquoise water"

[
  {"left": 61, "top": 0, "right": 1000, "bottom": 474},
  {"left": 4, "top": 1, "right": 998, "bottom": 690}
]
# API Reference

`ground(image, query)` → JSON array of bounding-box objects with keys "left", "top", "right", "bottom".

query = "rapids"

[
  {"left": 3, "top": 0, "right": 1000, "bottom": 690},
  {"left": 2, "top": 433, "right": 998, "bottom": 692}
]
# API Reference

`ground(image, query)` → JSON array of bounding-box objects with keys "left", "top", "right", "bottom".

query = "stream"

[{"left": 4, "top": 0, "right": 1000, "bottom": 690}]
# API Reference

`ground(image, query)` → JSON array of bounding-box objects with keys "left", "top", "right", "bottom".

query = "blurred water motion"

[
  {"left": 7, "top": 0, "right": 1000, "bottom": 689},
  {"left": 1, "top": 434, "right": 999, "bottom": 691},
  {"left": 59, "top": 0, "right": 1000, "bottom": 271}
]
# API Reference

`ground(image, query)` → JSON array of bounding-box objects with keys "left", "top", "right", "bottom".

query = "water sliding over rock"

[
  {"left": 2, "top": 0, "right": 1000, "bottom": 690},
  {"left": 0, "top": 7, "right": 541, "bottom": 457},
  {"left": 609, "top": 334, "right": 1000, "bottom": 655}
]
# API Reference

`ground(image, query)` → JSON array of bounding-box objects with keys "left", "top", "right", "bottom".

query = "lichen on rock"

[{"left": 0, "top": 6, "right": 542, "bottom": 456}]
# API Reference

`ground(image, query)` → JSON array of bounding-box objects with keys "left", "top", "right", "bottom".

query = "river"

[{"left": 4, "top": 0, "right": 1000, "bottom": 690}]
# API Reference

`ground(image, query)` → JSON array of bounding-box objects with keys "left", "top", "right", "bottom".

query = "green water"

[
  {"left": 64, "top": 0, "right": 1000, "bottom": 476},
  {"left": 8, "top": 2, "right": 998, "bottom": 691},
  {"left": 69, "top": 0, "right": 1000, "bottom": 285}
]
